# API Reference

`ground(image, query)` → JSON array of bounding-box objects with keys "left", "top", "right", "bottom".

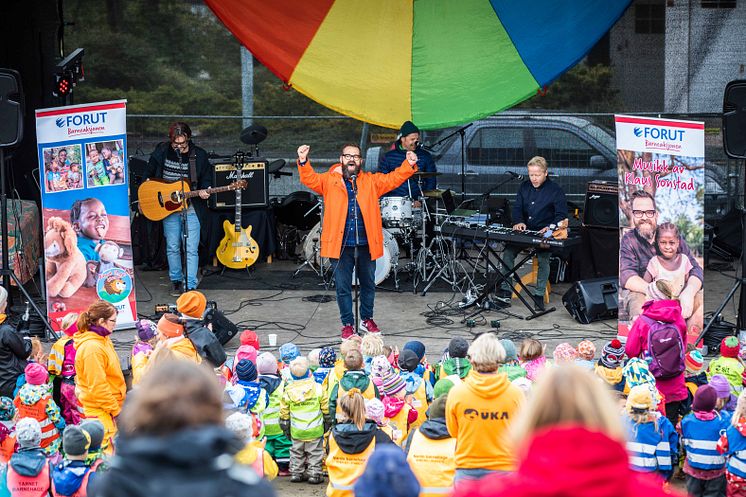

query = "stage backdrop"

[
  {"left": 35, "top": 100, "right": 137, "bottom": 331},
  {"left": 615, "top": 115, "right": 704, "bottom": 344}
]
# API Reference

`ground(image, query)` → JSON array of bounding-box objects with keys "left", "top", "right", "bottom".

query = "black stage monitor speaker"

[
  {"left": 562, "top": 277, "right": 618, "bottom": 324},
  {"left": 583, "top": 181, "right": 618, "bottom": 229},
  {"left": 723, "top": 80, "right": 746, "bottom": 159},
  {"left": 210, "top": 158, "right": 268, "bottom": 209},
  {"left": 0, "top": 69, "right": 24, "bottom": 147}
]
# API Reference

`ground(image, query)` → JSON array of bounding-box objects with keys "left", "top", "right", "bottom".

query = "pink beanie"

[
  {"left": 25, "top": 363, "right": 49, "bottom": 386},
  {"left": 365, "top": 398, "right": 385, "bottom": 425},
  {"left": 553, "top": 343, "right": 578, "bottom": 364},
  {"left": 256, "top": 352, "right": 278, "bottom": 375},
  {"left": 234, "top": 345, "right": 258, "bottom": 366}
]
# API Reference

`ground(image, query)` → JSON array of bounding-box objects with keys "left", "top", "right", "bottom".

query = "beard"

[
  {"left": 343, "top": 162, "right": 360, "bottom": 179},
  {"left": 635, "top": 220, "right": 656, "bottom": 242}
]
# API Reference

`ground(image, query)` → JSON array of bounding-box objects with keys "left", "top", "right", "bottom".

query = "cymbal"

[
  {"left": 413, "top": 171, "right": 441, "bottom": 178},
  {"left": 423, "top": 189, "right": 445, "bottom": 198}
]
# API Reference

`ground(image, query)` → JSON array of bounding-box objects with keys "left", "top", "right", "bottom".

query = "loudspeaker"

[
  {"left": 210, "top": 158, "right": 268, "bottom": 209},
  {"left": 562, "top": 277, "right": 618, "bottom": 324},
  {"left": 0, "top": 69, "right": 24, "bottom": 147},
  {"left": 723, "top": 80, "right": 746, "bottom": 159},
  {"left": 204, "top": 308, "right": 239, "bottom": 346},
  {"left": 583, "top": 181, "right": 618, "bottom": 229}
]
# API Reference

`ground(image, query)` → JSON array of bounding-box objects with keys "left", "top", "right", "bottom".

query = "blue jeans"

[
  {"left": 162, "top": 206, "right": 200, "bottom": 289},
  {"left": 500, "top": 245, "right": 551, "bottom": 297},
  {"left": 332, "top": 245, "right": 375, "bottom": 325}
]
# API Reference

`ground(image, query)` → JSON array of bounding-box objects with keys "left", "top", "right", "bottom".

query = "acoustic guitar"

[
  {"left": 137, "top": 178, "right": 246, "bottom": 221},
  {"left": 216, "top": 184, "right": 260, "bottom": 269}
]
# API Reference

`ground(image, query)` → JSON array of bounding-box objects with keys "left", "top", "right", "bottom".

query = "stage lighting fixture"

[
  {"left": 52, "top": 73, "right": 73, "bottom": 98},
  {"left": 51, "top": 48, "right": 85, "bottom": 100}
]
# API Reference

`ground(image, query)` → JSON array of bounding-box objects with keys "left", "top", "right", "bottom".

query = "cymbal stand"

[{"left": 416, "top": 217, "right": 474, "bottom": 296}]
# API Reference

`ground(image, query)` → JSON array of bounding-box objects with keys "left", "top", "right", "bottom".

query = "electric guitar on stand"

[
  {"left": 137, "top": 179, "right": 246, "bottom": 221},
  {"left": 216, "top": 179, "right": 260, "bottom": 269}
]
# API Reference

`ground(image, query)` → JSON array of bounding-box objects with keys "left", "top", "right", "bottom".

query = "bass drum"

[{"left": 302, "top": 223, "right": 399, "bottom": 285}]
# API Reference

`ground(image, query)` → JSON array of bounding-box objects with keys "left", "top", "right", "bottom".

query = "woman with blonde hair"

[
  {"left": 73, "top": 300, "right": 125, "bottom": 452},
  {"left": 326, "top": 390, "right": 393, "bottom": 497},
  {"left": 90, "top": 360, "right": 275, "bottom": 497},
  {"left": 452, "top": 365, "right": 685, "bottom": 497},
  {"left": 445, "top": 332, "right": 524, "bottom": 482}
]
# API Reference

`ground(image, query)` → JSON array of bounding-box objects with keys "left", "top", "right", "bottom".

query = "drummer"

[{"left": 378, "top": 121, "right": 437, "bottom": 204}]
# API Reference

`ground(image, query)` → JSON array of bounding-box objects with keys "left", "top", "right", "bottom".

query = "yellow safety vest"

[
  {"left": 406, "top": 429, "right": 457, "bottom": 497},
  {"left": 326, "top": 433, "right": 375, "bottom": 497},
  {"left": 335, "top": 381, "right": 376, "bottom": 417},
  {"left": 410, "top": 381, "right": 428, "bottom": 430},
  {"left": 386, "top": 404, "right": 413, "bottom": 446}
]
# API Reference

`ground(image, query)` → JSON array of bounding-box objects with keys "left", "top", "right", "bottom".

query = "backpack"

[
  {"left": 184, "top": 321, "right": 227, "bottom": 367},
  {"left": 643, "top": 316, "right": 685, "bottom": 379}
]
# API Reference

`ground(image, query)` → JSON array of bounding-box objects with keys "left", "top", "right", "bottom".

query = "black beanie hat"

[
  {"left": 448, "top": 338, "right": 469, "bottom": 359},
  {"left": 399, "top": 121, "right": 419, "bottom": 138}
]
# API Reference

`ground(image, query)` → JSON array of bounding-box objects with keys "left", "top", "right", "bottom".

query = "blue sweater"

[
  {"left": 511, "top": 179, "right": 567, "bottom": 231},
  {"left": 378, "top": 144, "right": 436, "bottom": 198}
]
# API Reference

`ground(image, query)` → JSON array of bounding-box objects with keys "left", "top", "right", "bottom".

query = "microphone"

[
  {"left": 509, "top": 171, "right": 524, "bottom": 180},
  {"left": 349, "top": 174, "right": 358, "bottom": 192}
]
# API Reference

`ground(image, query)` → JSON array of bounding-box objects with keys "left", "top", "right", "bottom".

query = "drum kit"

[{"left": 280, "top": 171, "right": 462, "bottom": 292}]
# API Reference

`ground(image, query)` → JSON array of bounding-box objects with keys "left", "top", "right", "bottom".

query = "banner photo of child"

[
  {"left": 86, "top": 140, "right": 125, "bottom": 187},
  {"left": 41, "top": 145, "right": 84, "bottom": 193}
]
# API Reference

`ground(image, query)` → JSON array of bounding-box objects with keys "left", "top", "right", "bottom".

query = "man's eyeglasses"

[
  {"left": 632, "top": 209, "right": 656, "bottom": 219},
  {"left": 341, "top": 154, "right": 362, "bottom": 161},
  {"left": 172, "top": 140, "right": 189, "bottom": 150}
]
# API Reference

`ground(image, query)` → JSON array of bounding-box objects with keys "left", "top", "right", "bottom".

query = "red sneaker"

[
  {"left": 360, "top": 319, "right": 380, "bottom": 334},
  {"left": 341, "top": 324, "right": 356, "bottom": 340}
]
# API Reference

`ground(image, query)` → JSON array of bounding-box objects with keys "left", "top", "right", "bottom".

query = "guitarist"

[{"left": 144, "top": 122, "right": 213, "bottom": 296}]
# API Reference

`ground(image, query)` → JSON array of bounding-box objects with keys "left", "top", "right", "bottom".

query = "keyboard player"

[{"left": 496, "top": 156, "right": 567, "bottom": 311}]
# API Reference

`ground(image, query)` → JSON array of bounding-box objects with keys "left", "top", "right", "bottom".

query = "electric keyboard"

[{"left": 441, "top": 223, "right": 580, "bottom": 249}]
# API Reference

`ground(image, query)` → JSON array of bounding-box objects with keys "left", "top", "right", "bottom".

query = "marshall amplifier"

[
  {"left": 583, "top": 181, "right": 618, "bottom": 229},
  {"left": 210, "top": 158, "right": 268, "bottom": 209}
]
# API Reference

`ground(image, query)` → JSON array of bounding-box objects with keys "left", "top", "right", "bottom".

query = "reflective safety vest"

[
  {"left": 681, "top": 414, "right": 730, "bottom": 470},
  {"left": 48, "top": 338, "right": 68, "bottom": 377},
  {"left": 14, "top": 396, "right": 60, "bottom": 450},
  {"left": 409, "top": 381, "right": 428, "bottom": 430},
  {"left": 335, "top": 381, "right": 376, "bottom": 417},
  {"left": 264, "top": 382, "right": 285, "bottom": 438},
  {"left": 625, "top": 421, "right": 673, "bottom": 473},
  {"left": 406, "top": 429, "right": 456, "bottom": 497},
  {"left": 387, "top": 404, "right": 413, "bottom": 446},
  {"left": 288, "top": 382, "right": 325, "bottom": 441},
  {"left": 326, "top": 434, "right": 375, "bottom": 497},
  {"left": 130, "top": 350, "right": 150, "bottom": 387},
  {"left": 251, "top": 447, "right": 265, "bottom": 477},
  {"left": 7, "top": 461, "right": 51, "bottom": 497},
  {"left": 51, "top": 466, "right": 92, "bottom": 497},
  {"left": 722, "top": 423, "right": 746, "bottom": 479}
]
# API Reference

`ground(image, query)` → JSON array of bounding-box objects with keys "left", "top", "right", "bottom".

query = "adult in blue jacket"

[{"left": 378, "top": 121, "right": 437, "bottom": 199}]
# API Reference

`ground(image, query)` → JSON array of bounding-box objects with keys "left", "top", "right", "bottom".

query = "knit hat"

[
  {"left": 399, "top": 121, "right": 420, "bottom": 139},
  {"left": 382, "top": 372, "right": 406, "bottom": 396},
  {"left": 553, "top": 343, "right": 578, "bottom": 363},
  {"left": 235, "top": 359, "right": 257, "bottom": 382},
  {"left": 25, "top": 362, "right": 48, "bottom": 386},
  {"left": 710, "top": 374, "right": 732, "bottom": 400},
  {"left": 500, "top": 339, "right": 518, "bottom": 362},
  {"left": 16, "top": 417, "right": 42, "bottom": 448},
  {"left": 354, "top": 445, "right": 420, "bottom": 497},
  {"left": 176, "top": 290, "right": 207, "bottom": 318},
  {"left": 600, "top": 339, "right": 625, "bottom": 369},
  {"left": 693, "top": 384, "right": 718, "bottom": 412},
  {"left": 403, "top": 341, "right": 425, "bottom": 362},
  {"left": 226, "top": 411, "right": 254, "bottom": 442},
  {"left": 0, "top": 396, "right": 14, "bottom": 421},
  {"left": 622, "top": 357, "right": 656, "bottom": 388},
  {"left": 625, "top": 384, "right": 654, "bottom": 413},
  {"left": 721, "top": 336, "right": 740, "bottom": 358},
  {"left": 371, "top": 355, "right": 393, "bottom": 379},
  {"left": 576, "top": 340, "right": 596, "bottom": 361},
  {"left": 279, "top": 343, "right": 300, "bottom": 364},
  {"left": 433, "top": 378, "right": 458, "bottom": 398},
  {"left": 448, "top": 338, "right": 469, "bottom": 359},
  {"left": 256, "top": 352, "right": 278, "bottom": 375},
  {"left": 428, "top": 396, "right": 447, "bottom": 419},
  {"left": 63, "top": 425, "right": 91, "bottom": 456},
  {"left": 365, "top": 398, "right": 385, "bottom": 425},
  {"left": 398, "top": 349, "right": 420, "bottom": 373},
  {"left": 234, "top": 345, "right": 258, "bottom": 366},
  {"left": 319, "top": 347, "right": 336, "bottom": 368},
  {"left": 79, "top": 419, "right": 104, "bottom": 451},
  {"left": 136, "top": 319, "right": 157, "bottom": 341},
  {"left": 685, "top": 350, "right": 704, "bottom": 373},
  {"left": 239, "top": 330, "right": 259, "bottom": 349},
  {"left": 157, "top": 314, "right": 184, "bottom": 338},
  {"left": 290, "top": 357, "right": 310, "bottom": 379}
]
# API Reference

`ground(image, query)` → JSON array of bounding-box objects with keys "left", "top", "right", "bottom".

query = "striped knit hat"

[
  {"left": 685, "top": 350, "right": 704, "bottom": 373},
  {"left": 600, "top": 339, "right": 625, "bottom": 369},
  {"left": 382, "top": 372, "right": 406, "bottom": 397}
]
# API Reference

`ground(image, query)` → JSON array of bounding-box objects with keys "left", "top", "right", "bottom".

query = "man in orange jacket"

[{"left": 297, "top": 143, "right": 417, "bottom": 339}]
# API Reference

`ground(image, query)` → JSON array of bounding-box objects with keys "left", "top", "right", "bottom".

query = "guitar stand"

[{"left": 464, "top": 243, "right": 555, "bottom": 321}]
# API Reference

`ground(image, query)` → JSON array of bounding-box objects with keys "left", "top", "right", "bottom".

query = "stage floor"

[{"left": 105, "top": 255, "right": 741, "bottom": 367}]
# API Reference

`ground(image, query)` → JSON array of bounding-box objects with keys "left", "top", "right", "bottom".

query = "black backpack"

[{"left": 183, "top": 320, "right": 227, "bottom": 367}]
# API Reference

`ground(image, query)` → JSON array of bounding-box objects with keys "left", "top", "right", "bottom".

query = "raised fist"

[
  {"left": 297, "top": 144, "right": 310, "bottom": 163},
  {"left": 406, "top": 150, "right": 418, "bottom": 166}
]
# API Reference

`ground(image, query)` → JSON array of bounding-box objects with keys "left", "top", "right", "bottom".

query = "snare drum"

[{"left": 380, "top": 196, "right": 413, "bottom": 228}]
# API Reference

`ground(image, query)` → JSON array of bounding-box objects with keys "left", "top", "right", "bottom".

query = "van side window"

[
  {"left": 533, "top": 128, "right": 601, "bottom": 168},
  {"left": 466, "top": 128, "right": 525, "bottom": 167}
]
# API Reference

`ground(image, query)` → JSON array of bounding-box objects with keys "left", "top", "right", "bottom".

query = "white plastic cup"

[{"left": 268, "top": 334, "right": 277, "bottom": 347}]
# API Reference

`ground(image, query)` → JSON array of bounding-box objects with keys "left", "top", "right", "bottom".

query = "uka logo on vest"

[{"left": 463, "top": 408, "right": 510, "bottom": 421}]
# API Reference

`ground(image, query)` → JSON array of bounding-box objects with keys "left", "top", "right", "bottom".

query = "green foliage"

[
  {"left": 675, "top": 213, "right": 704, "bottom": 256},
  {"left": 519, "top": 63, "right": 621, "bottom": 112}
]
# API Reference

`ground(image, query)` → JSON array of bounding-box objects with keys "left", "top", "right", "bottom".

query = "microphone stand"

[
  {"left": 351, "top": 174, "right": 360, "bottom": 332},
  {"left": 478, "top": 173, "right": 520, "bottom": 222},
  {"left": 431, "top": 123, "right": 473, "bottom": 202},
  {"left": 178, "top": 149, "right": 189, "bottom": 291}
]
